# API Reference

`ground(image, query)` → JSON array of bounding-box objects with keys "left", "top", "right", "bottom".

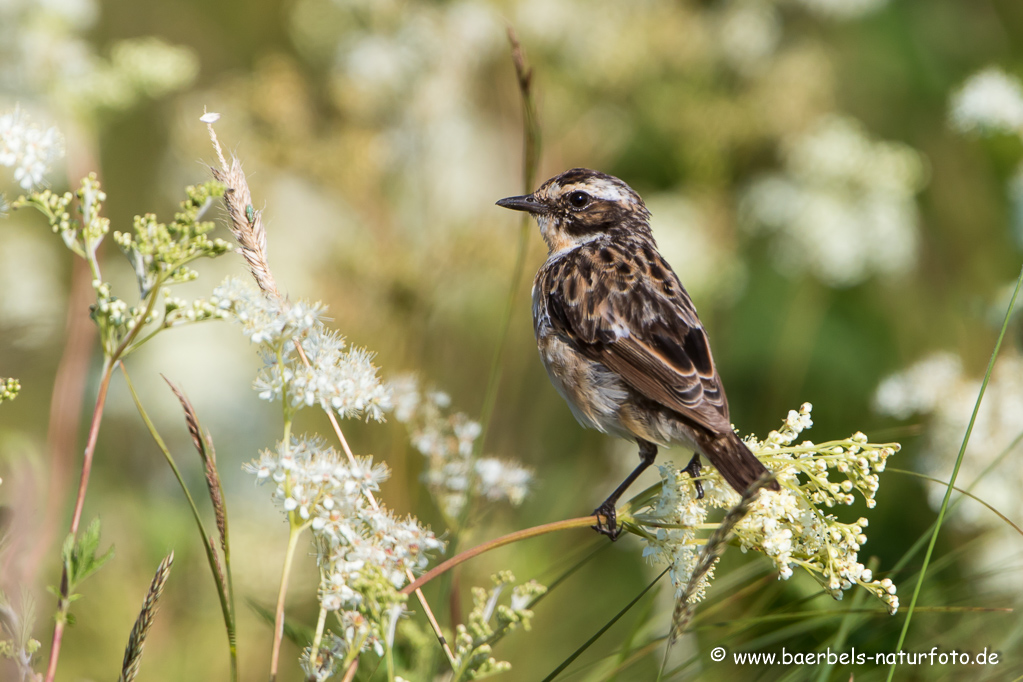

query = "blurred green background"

[{"left": 3, "top": 0, "right": 1023, "bottom": 679}]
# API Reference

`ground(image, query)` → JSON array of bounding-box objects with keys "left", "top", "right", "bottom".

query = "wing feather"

[{"left": 540, "top": 240, "right": 730, "bottom": 433}]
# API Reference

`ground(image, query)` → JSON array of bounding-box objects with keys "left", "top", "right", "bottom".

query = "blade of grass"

[
  {"left": 887, "top": 468, "right": 1023, "bottom": 538},
  {"left": 121, "top": 366, "right": 237, "bottom": 679},
  {"left": 247, "top": 598, "right": 315, "bottom": 647},
  {"left": 886, "top": 264, "right": 1023, "bottom": 682},
  {"left": 541, "top": 568, "right": 668, "bottom": 682}
]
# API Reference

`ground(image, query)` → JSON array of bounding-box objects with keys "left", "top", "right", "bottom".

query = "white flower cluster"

[
  {"left": 741, "top": 115, "right": 926, "bottom": 287},
  {"left": 950, "top": 67, "right": 1023, "bottom": 136},
  {"left": 388, "top": 375, "right": 532, "bottom": 520},
  {"left": 0, "top": 107, "right": 64, "bottom": 190},
  {"left": 213, "top": 277, "right": 391, "bottom": 421},
  {"left": 635, "top": 404, "right": 900, "bottom": 613},
  {"left": 245, "top": 436, "right": 443, "bottom": 656}
]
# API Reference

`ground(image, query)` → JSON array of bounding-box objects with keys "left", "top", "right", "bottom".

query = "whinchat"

[{"left": 497, "top": 168, "right": 778, "bottom": 539}]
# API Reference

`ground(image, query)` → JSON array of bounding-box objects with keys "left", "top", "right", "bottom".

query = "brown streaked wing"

[{"left": 541, "top": 242, "right": 731, "bottom": 432}]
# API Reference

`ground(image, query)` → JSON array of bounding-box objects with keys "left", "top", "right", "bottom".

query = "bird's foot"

[
  {"left": 592, "top": 501, "right": 621, "bottom": 541},
  {"left": 684, "top": 454, "right": 704, "bottom": 499}
]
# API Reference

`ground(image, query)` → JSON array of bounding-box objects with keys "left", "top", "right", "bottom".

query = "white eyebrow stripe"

[{"left": 564, "top": 181, "right": 633, "bottom": 203}]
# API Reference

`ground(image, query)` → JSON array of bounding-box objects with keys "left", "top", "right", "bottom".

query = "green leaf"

[{"left": 63, "top": 518, "right": 115, "bottom": 591}]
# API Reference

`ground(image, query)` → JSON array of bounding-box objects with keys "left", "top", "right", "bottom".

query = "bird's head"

[{"left": 497, "top": 168, "right": 652, "bottom": 254}]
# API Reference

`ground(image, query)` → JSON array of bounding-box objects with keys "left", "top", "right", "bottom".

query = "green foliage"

[
  {"left": 49, "top": 519, "right": 114, "bottom": 625},
  {"left": 114, "top": 181, "right": 230, "bottom": 297},
  {"left": 13, "top": 176, "right": 233, "bottom": 359},
  {"left": 452, "top": 571, "right": 547, "bottom": 681}
]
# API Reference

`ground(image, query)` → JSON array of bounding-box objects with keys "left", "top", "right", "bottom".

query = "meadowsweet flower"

[
  {"left": 634, "top": 404, "right": 899, "bottom": 613},
  {"left": 388, "top": 374, "right": 533, "bottom": 518},
  {"left": 246, "top": 435, "right": 443, "bottom": 661},
  {"left": 950, "top": 67, "right": 1023, "bottom": 135},
  {"left": 741, "top": 116, "right": 926, "bottom": 287},
  {"left": 0, "top": 108, "right": 64, "bottom": 190},
  {"left": 214, "top": 277, "right": 391, "bottom": 421}
]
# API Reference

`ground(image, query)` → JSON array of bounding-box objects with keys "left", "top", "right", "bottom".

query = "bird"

[{"left": 497, "top": 168, "right": 778, "bottom": 540}]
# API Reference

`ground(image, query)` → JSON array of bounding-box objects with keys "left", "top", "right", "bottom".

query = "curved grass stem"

[{"left": 400, "top": 516, "right": 598, "bottom": 596}]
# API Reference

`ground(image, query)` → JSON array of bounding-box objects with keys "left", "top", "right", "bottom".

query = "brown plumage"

[{"left": 497, "top": 168, "right": 777, "bottom": 539}]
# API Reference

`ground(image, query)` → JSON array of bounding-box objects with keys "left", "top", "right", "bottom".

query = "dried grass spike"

[
  {"left": 163, "top": 376, "right": 205, "bottom": 462},
  {"left": 164, "top": 376, "right": 228, "bottom": 553},
  {"left": 668, "top": 471, "right": 777, "bottom": 645},
  {"left": 203, "top": 116, "right": 278, "bottom": 297},
  {"left": 118, "top": 552, "right": 174, "bottom": 682}
]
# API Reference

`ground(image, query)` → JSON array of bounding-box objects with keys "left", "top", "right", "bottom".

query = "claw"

[{"left": 592, "top": 501, "right": 620, "bottom": 541}]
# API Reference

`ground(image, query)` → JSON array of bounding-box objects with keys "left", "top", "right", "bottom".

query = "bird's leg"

[
  {"left": 683, "top": 452, "right": 704, "bottom": 499},
  {"left": 593, "top": 440, "right": 657, "bottom": 541}
]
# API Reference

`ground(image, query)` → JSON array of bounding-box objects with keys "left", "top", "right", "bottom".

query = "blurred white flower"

[
  {"left": 950, "top": 67, "right": 1023, "bottom": 136},
  {"left": 718, "top": 0, "right": 782, "bottom": 74},
  {"left": 0, "top": 107, "right": 64, "bottom": 190},
  {"left": 388, "top": 374, "right": 532, "bottom": 519},
  {"left": 741, "top": 115, "right": 926, "bottom": 287},
  {"left": 873, "top": 352, "right": 963, "bottom": 420},
  {"left": 647, "top": 194, "right": 746, "bottom": 303},
  {"left": 874, "top": 351, "right": 1023, "bottom": 527}
]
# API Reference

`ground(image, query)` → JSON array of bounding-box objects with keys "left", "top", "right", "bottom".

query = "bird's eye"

[{"left": 568, "top": 191, "right": 591, "bottom": 208}]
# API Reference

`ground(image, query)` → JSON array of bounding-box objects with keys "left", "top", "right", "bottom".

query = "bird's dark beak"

[{"left": 496, "top": 194, "right": 542, "bottom": 213}]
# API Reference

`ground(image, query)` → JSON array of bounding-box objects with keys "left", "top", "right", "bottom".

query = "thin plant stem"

[
  {"left": 270, "top": 523, "right": 305, "bottom": 682},
  {"left": 310, "top": 606, "right": 328, "bottom": 668},
  {"left": 121, "top": 366, "right": 238, "bottom": 680},
  {"left": 341, "top": 659, "right": 359, "bottom": 682},
  {"left": 43, "top": 354, "right": 114, "bottom": 682},
  {"left": 400, "top": 516, "right": 598, "bottom": 596},
  {"left": 456, "top": 27, "right": 542, "bottom": 536},
  {"left": 885, "top": 264, "right": 1023, "bottom": 682}
]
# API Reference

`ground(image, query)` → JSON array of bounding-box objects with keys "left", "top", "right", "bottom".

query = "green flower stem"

[
  {"left": 270, "top": 518, "right": 306, "bottom": 682},
  {"left": 886, "top": 264, "right": 1023, "bottom": 682},
  {"left": 121, "top": 366, "right": 238, "bottom": 681},
  {"left": 400, "top": 516, "right": 598, "bottom": 597}
]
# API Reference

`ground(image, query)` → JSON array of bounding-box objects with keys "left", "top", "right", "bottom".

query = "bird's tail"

[{"left": 696, "top": 429, "right": 780, "bottom": 494}]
